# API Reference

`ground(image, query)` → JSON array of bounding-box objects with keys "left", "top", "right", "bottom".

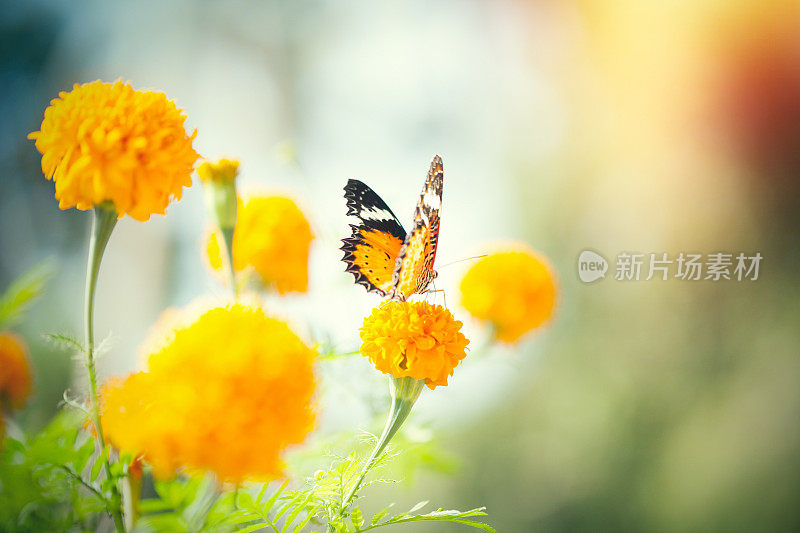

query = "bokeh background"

[{"left": 2, "top": 0, "right": 800, "bottom": 531}]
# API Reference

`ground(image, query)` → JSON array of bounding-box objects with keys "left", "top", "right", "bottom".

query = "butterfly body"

[{"left": 341, "top": 155, "right": 443, "bottom": 301}]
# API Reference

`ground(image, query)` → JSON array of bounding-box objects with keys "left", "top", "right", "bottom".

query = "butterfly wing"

[
  {"left": 391, "top": 155, "right": 443, "bottom": 301},
  {"left": 341, "top": 179, "right": 407, "bottom": 296}
]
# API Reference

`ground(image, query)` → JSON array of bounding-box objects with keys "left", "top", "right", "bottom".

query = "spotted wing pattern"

[
  {"left": 341, "top": 179, "right": 407, "bottom": 296},
  {"left": 391, "top": 155, "right": 443, "bottom": 301}
]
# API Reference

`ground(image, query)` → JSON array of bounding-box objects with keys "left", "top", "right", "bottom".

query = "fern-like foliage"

[
  {"left": 133, "top": 445, "right": 494, "bottom": 533},
  {"left": 0, "top": 411, "right": 131, "bottom": 531}
]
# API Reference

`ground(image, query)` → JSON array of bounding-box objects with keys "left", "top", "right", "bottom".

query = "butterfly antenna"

[{"left": 436, "top": 255, "right": 488, "bottom": 270}]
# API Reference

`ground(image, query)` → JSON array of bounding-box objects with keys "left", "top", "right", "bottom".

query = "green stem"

[
  {"left": 84, "top": 203, "right": 125, "bottom": 532},
  {"left": 328, "top": 377, "right": 424, "bottom": 532},
  {"left": 202, "top": 179, "right": 238, "bottom": 296},
  {"left": 121, "top": 474, "right": 141, "bottom": 530},
  {"left": 56, "top": 465, "right": 112, "bottom": 506},
  {"left": 221, "top": 226, "right": 238, "bottom": 296}
]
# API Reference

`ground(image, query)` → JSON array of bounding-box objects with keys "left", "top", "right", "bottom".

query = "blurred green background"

[{"left": 2, "top": 0, "right": 799, "bottom": 531}]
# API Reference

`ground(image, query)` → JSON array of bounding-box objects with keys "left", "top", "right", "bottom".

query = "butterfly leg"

[{"left": 425, "top": 286, "right": 448, "bottom": 308}]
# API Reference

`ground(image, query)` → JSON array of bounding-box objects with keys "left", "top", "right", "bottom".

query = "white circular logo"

[{"left": 577, "top": 250, "right": 608, "bottom": 283}]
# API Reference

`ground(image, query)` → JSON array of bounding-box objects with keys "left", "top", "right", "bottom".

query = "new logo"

[{"left": 578, "top": 250, "right": 608, "bottom": 283}]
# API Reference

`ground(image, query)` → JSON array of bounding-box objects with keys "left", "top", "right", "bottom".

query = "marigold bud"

[{"left": 199, "top": 159, "right": 240, "bottom": 230}]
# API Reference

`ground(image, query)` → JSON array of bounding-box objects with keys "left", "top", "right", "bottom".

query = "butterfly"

[{"left": 341, "top": 155, "right": 443, "bottom": 301}]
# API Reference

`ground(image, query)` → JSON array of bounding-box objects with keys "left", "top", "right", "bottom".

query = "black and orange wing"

[
  {"left": 341, "top": 179, "right": 407, "bottom": 296},
  {"left": 391, "top": 155, "right": 443, "bottom": 301}
]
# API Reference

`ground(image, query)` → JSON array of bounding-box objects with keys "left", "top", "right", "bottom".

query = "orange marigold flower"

[
  {"left": 359, "top": 301, "right": 469, "bottom": 389},
  {"left": 0, "top": 331, "right": 33, "bottom": 410},
  {"left": 99, "top": 302, "right": 316, "bottom": 482},
  {"left": 205, "top": 195, "right": 313, "bottom": 294},
  {"left": 28, "top": 80, "right": 199, "bottom": 221},
  {"left": 128, "top": 455, "right": 145, "bottom": 480},
  {"left": 459, "top": 247, "right": 557, "bottom": 343}
]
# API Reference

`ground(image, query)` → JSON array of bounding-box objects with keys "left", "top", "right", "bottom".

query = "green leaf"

[
  {"left": 181, "top": 474, "right": 217, "bottom": 529},
  {"left": 281, "top": 492, "right": 312, "bottom": 533},
  {"left": 154, "top": 478, "right": 184, "bottom": 507},
  {"left": 136, "top": 512, "right": 185, "bottom": 531},
  {"left": 255, "top": 481, "right": 270, "bottom": 504},
  {"left": 44, "top": 332, "right": 86, "bottom": 354},
  {"left": 326, "top": 517, "right": 347, "bottom": 532},
  {"left": 89, "top": 445, "right": 109, "bottom": 482},
  {"left": 351, "top": 507, "right": 364, "bottom": 529},
  {"left": 361, "top": 507, "right": 495, "bottom": 532},
  {"left": 94, "top": 333, "right": 115, "bottom": 358},
  {"left": 261, "top": 478, "right": 290, "bottom": 510},
  {"left": 371, "top": 504, "right": 393, "bottom": 525},
  {"left": 237, "top": 491, "right": 257, "bottom": 513},
  {"left": 0, "top": 259, "right": 54, "bottom": 328},
  {"left": 237, "top": 523, "right": 272, "bottom": 533},
  {"left": 292, "top": 503, "right": 322, "bottom": 533},
  {"left": 0, "top": 410, "right": 117, "bottom": 529},
  {"left": 273, "top": 494, "right": 300, "bottom": 523},
  {"left": 213, "top": 513, "right": 258, "bottom": 529},
  {"left": 73, "top": 436, "right": 95, "bottom": 473},
  {"left": 139, "top": 498, "right": 175, "bottom": 514},
  {"left": 408, "top": 501, "right": 428, "bottom": 513},
  {"left": 118, "top": 451, "right": 135, "bottom": 467}
]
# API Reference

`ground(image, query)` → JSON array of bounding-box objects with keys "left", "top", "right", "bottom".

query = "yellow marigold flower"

[
  {"left": 359, "top": 301, "right": 469, "bottom": 389},
  {"left": 100, "top": 302, "right": 316, "bottom": 482},
  {"left": 460, "top": 247, "right": 557, "bottom": 343},
  {"left": 28, "top": 80, "right": 199, "bottom": 221},
  {"left": 205, "top": 195, "right": 313, "bottom": 294},
  {"left": 0, "top": 332, "right": 33, "bottom": 410},
  {"left": 197, "top": 158, "right": 239, "bottom": 183}
]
